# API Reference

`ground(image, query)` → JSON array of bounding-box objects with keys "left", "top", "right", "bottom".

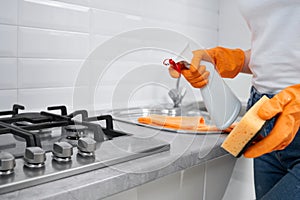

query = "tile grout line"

[{"left": 16, "top": 0, "right": 20, "bottom": 104}]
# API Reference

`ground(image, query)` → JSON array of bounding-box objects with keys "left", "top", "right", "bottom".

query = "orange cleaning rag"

[{"left": 138, "top": 114, "right": 234, "bottom": 132}]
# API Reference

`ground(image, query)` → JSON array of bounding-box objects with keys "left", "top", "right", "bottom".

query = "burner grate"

[{"left": 0, "top": 104, "right": 129, "bottom": 148}]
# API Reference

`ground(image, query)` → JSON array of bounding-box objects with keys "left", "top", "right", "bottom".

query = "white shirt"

[{"left": 238, "top": 0, "right": 300, "bottom": 94}]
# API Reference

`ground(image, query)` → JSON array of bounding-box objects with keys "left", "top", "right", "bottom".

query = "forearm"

[{"left": 241, "top": 49, "right": 252, "bottom": 74}]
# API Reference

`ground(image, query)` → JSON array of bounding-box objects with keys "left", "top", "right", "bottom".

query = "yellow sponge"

[{"left": 221, "top": 96, "right": 269, "bottom": 157}]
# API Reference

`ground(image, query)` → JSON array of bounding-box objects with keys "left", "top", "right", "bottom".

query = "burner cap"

[
  {"left": 64, "top": 125, "right": 88, "bottom": 132},
  {"left": 64, "top": 125, "right": 88, "bottom": 141}
]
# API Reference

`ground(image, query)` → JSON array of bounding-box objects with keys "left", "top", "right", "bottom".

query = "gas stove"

[{"left": 0, "top": 104, "right": 170, "bottom": 194}]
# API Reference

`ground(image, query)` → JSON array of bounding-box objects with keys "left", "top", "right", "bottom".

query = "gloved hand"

[
  {"left": 206, "top": 47, "right": 245, "bottom": 78},
  {"left": 244, "top": 84, "right": 300, "bottom": 158},
  {"left": 168, "top": 47, "right": 245, "bottom": 88},
  {"left": 180, "top": 61, "right": 210, "bottom": 88}
]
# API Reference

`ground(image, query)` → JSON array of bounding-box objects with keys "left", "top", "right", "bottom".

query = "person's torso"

[{"left": 238, "top": 0, "right": 300, "bottom": 93}]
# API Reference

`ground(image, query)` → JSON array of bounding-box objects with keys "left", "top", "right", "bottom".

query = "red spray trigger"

[{"left": 163, "top": 59, "right": 181, "bottom": 73}]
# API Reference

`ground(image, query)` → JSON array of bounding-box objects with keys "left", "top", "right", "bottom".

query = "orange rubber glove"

[
  {"left": 169, "top": 47, "right": 245, "bottom": 88},
  {"left": 244, "top": 84, "right": 300, "bottom": 158},
  {"left": 181, "top": 61, "right": 210, "bottom": 88},
  {"left": 206, "top": 47, "right": 245, "bottom": 78}
]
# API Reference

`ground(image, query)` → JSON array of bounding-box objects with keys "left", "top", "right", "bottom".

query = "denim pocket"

[{"left": 247, "top": 86, "right": 276, "bottom": 137}]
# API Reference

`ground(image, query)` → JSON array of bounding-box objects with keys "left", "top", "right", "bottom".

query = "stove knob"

[
  {"left": 0, "top": 152, "right": 15, "bottom": 175},
  {"left": 77, "top": 137, "right": 96, "bottom": 157},
  {"left": 52, "top": 142, "right": 73, "bottom": 162},
  {"left": 24, "top": 147, "right": 46, "bottom": 168}
]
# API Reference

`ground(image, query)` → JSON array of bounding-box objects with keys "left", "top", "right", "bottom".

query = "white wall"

[
  {"left": 0, "top": 0, "right": 220, "bottom": 112},
  {"left": 218, "top": 0, "right": 255, "bottom": 200},
  {"left": 218, "top": 0, "right": 252, "bottom": 103}
]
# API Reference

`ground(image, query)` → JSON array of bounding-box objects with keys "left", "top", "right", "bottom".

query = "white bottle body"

[{"left": 200, "top": 61, "right": 241, "bottom": 129}]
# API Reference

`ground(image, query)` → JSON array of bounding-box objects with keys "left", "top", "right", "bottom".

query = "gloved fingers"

[
  {"left": 182, "top": 68, "right": 210, "bottom": 89},
  {"left": 182, "top": 70, "right": 209, "bottom": 88},
  {"left": 188, "top": 71, "right": 210, "bottom": 84},
  {"left": 168, "top": 66, "right": 180, "bottom": 78},
  {"left": 182, "top": 65, "right": 208, "bottom": 78},
  {"left": 244, "top": 138, "right": 276, "bottom": 158},
  {"left": 187, "top": 75, "right": 209, "bottom": 88},
  {"left": 243, "top": 133, "right": 283, "bottom": 158},
  {"left": 258, "top": 92, "right": 292, "bottom": 120},
  {"left": 190, "top": 64, "right": 206, "bottom": 74},
  {"left": 190, "top": 79, "right": 208, "bottom": 88},
  {"left": 192, "top": 50, "right": 213, "bottom": 62},
  {"left": 190, "top": 51, "right": 204, "bottom": 70},
  {"left": 244, "top": 114, "right": 295, "bottom": 158}
]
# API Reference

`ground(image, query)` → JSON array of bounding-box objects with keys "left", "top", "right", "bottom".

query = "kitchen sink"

[
  {"left": 109, "top": 101, "right": 246, "bottom": 134},
  {"left": 109, "top": 101, "right": 214, "bottom": 134},
  {"left": 112, "top": 101, "right": 208, "bottom": 118}
]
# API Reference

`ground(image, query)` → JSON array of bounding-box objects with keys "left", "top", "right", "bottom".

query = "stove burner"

[
  {"left": 64, "top": 125, "right": 88, "bottom": 140},
  {"left": 0, "top": 104, "right": 170, "bottom": 195},
  {"left": 64, "top": 125, "right": 88, "bottom": 132}
]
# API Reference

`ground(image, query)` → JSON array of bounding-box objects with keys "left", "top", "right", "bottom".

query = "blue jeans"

[{"left": 247, "top": 87, "right": 300, "bottom": 200}]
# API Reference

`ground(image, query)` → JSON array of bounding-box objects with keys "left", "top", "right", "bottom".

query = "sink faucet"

[{"left": 168, "top": 77, "right": 186, "bottom": 108}]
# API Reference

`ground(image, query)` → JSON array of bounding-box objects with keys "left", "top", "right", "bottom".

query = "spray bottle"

[{"left": 163, "top": 59, "right": 241, "bottom": 130}]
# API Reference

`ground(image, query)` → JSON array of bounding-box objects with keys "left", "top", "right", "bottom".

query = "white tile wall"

[
  {"left": 218, "top": 0, "right": 251, "bottom": 49},
  {"left": 18, "top": 58, "right": 84, "bottom": 88},
  {"left": 90, "top": 9, "right": 144, "bottom": 37},
  {"left": 18, "top": 27, "right": 90, "bottom": 59},
  {"left": 0, "top": 0, "right": 18, "bottom": 25},
  {"left": 18, "top": 87, "right": 74, "bottom": 111},
  {"left": 0, "top": 24, "right": 18, "bottom": 57},
  {"left": 0, "top": 58, "right": 18, "bottom": 89},
  {"left": 218, "top": 0, "right": 252, "bottom": 103},
  {"left": 0, "top": 90, "right": 18, "bottom": 110},
  {"left": 53, "top": 0, "right": 89, "bottom": 7},
  {"left": 0, "top": 0, "right": 220, "bottom": 111},
  {"left": 19, "top": 0, "right": 90, "bottom": 33},
  {"left": 141, "top": 0, "right": 218, "bottom": 30},
  {"left": 89, "top": 34, "right": 111, "bottom": 52},
  {"left": 90, "top": 0, "right": 142, "bottom": 16}
]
